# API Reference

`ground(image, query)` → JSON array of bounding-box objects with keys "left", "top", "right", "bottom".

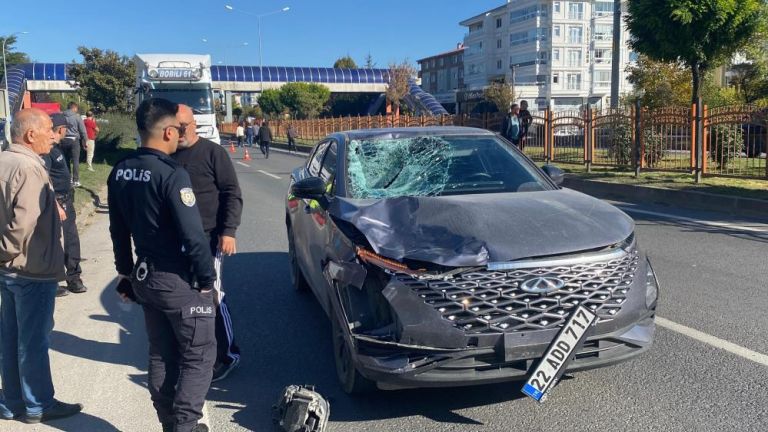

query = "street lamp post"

[
  {"left": 2, "top": 31, "right": 28, "bottom": 143},
  {"left": 224, "top": 5, "right": 289, "bottom": 94}
]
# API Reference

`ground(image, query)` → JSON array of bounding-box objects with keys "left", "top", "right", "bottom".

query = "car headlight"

[{"left": 645, "top": 258, "right": 659, "bottom": 308}]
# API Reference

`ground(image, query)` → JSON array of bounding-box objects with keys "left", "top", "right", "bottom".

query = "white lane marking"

[
  {"left": 258, "top": 170, "right": 282, "bottom": 179},
  {"left": 657, "top": 316, "right": 768, "bottom": 367},
  {"left": 236, "top": 161, "right": 250, "bottom": 167},
  {"left": 616, "top": 206, "right": 768, "bottom": 234}
]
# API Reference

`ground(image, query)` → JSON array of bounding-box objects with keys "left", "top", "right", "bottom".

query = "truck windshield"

[
  {"left": 146, "top": 87, "right": 213, "bottom": 114},
  {"left": 346, "top": 134, "right": 553, "bottom": 199}
]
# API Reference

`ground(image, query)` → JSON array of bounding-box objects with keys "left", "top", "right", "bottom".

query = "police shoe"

[
  {"left": 23, "top": 400, "right": 83, "bottom": 424},
  {"left": 56, "top": 286, "right": 69, "bottom": 297},
  {"left": 67, "top": 278, "right": 88, "bottom": 294}
]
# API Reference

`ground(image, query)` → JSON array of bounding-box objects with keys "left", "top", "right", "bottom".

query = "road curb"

[{"left": 563, "top": 176, "right": 768, "bottom": 221}]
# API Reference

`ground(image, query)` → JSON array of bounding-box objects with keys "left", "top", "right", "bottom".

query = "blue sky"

[{"left": 2, "top": 0, "right": 501, "bottom": 68}]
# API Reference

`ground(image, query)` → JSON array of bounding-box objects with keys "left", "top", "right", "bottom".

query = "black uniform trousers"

[
  {"left": 133, "top": 262, "right": 216, "bottom": 432},
  {"left": 59, "top": 137, "right": 81, "bottom": 183},
  {"left": 206, "top": 233, "right": 241, "bottom": 366},
  {"left": 259, "top": 141, "right": 270, "bottom": 158},
  {"left": 57, "top": 192, "right": 82, "bottom": 282}
]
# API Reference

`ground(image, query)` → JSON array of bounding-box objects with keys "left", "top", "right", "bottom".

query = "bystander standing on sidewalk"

[
  {"left": 501, "top": 104, "right": 522, "bottom": 147},
  {"left": 0, "top": 108, "right": 83, "bottom": 424},
  {"left": 245, "top": 120, "right": 255, "bottom": 147},
  {"left": 518, "top": 100, "right": 533, "bottom": 152},
  {"left": 45, "top": 112, "right": 88, "bottom": 296},
  {"left": 173, "top": 104, "right": 244, "bottom": 382},
  {"left": 61, "top": 102, "right": 87, "bottom": 187},
  {"left": 235, "top": 122, "right": 245, "bottom": 147},
  {"left": 258, "top": 120, "right": 272, "bottom": 159},
  {"left": 83, "top": 111, "right": 99, "bottom": 171},
  {"left": 287, "top": 124, "right": 298, "bottom": 152}
]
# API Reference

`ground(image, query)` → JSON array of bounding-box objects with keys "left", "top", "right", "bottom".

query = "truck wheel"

[
  {"left": 287, "top": 226, "right": 309, "bottom": 292},
  {"left": 331, "top": 308, "right": 376, "bottom": 394}
]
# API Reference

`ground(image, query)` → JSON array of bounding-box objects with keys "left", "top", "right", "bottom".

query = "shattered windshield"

[{"left": 346, "top": 134, "right": 551, "bottom": 199}]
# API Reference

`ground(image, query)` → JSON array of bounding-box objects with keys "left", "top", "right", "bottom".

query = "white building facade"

[{"left": 460, "top": 0, "right": 634, "bottom": 112}]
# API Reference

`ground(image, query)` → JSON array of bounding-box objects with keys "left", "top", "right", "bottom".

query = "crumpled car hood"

[{"left": 331, "top": 188, "right": 634, "bottom": 267}]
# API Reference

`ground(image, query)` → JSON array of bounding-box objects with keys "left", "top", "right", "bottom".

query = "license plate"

[{"left": 521, "top": 305, "right": 597, "bottom": 402}]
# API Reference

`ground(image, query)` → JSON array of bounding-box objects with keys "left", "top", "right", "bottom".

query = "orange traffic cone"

[
  {"left": 229, "top": 141, "right": 236, "bottom": 153},
  {"left": 243, "top": 147, "right": 252, "bottom": 161}
]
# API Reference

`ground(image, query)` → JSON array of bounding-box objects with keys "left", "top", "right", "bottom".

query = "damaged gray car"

[{"left": 286, "top": 127, "right": 658, "bottom": 393}]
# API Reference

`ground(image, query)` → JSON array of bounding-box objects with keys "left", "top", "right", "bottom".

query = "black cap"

[{"left": 50, "top": 112, "right": 67, "bottom": 129}]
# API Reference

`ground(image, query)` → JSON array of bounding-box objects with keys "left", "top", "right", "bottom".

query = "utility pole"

[{"left": 610, "top": 0, "right": 622, "bottom": 108}]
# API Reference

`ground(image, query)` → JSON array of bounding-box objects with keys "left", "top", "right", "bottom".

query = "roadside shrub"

[
  {"left": 708, "top": 124, "right": 743, "bottom": 168},
  {"left": 607, "top": 121, "right": 633, "bottom": 165},
  {"left": 642, "top": 129, "right": 666, "bottom": 168},
  {"left": 97, "top": 113, "right": 136, "bottom": 152}
]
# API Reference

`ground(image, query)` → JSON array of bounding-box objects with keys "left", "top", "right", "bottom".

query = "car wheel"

[
  {"left": 331, "top": 308, "right": 376, "bottom": 394},
  {"left": 287, "top": 225, "right": 309, "bottom": 292}
]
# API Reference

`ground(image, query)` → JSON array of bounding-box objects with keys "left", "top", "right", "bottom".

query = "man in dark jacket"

[
  {"left": 258, "top": 120, "right": 272, "bottom": 159},
  {"left": 44, "top": 113, "right": 87, "bottom": 296},
  {"left": 172, "top": 105, "right": 243, "bottom": 382},
  {"left": 60, "top": 103, "right": 88, "bottom": 187}
]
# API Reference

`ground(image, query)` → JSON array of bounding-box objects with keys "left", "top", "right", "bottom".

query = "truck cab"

[{"left": 134, "top": 53, "right": 220, "bottom": 144}]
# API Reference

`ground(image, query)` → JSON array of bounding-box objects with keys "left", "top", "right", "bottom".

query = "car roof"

[{"left": 337, "top": 126, "right": 496, "bottom": 141}]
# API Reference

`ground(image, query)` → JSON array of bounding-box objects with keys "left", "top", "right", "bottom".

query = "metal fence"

[{"left": 221, "top": 104, "right": 768, "bottom": 179}]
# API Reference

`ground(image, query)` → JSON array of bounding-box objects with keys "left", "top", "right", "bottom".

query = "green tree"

[
  {"left": 483, "top": 81, "right": 515, "bottom": 112},
  {"left": 333, "top": 55, "right": 358, "bottom": 69},
  {"left": 364, "top": 53, "right": 376, "bottom": 69},
  {"left": 385, "top": 60, "right": 415, "bottom": 115},
  {"left": 67, "top": 47, "right": 134, "bottom": 113},
  {"left": 279, "top": 82, "right": 330, "bottom": 119},
  {"left": 326, "top": 93, "right": 375, "bottom": 117},
  {"left": 729, "top": 39, "right": 768, "bottom": 103},
  {"left": 0, "top": 35, "right": 31, "bottom": 84},
  {"left": 626, "top": 0, "right": 765, "bottom": 103},
  {"left": 627, "top": 56, "right": 692, "bottom": 108},
  {"left": 258, "top": 88, "right": 284, "bottom": 117}
]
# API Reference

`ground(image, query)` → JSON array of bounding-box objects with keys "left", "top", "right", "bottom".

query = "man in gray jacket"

[
  {"left": 61, "top": 102, "right": 88, "bottom": 187},
  {"left": 0, "top": 108, "right": 83, "bottom": 424}
]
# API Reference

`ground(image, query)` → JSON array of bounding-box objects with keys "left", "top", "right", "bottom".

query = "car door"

[
  {"left": 303, "top": 140, "right": 339, "bottom": 299},
  {"left": 290, "top": 139, "right": 332, "bottom": 293}
]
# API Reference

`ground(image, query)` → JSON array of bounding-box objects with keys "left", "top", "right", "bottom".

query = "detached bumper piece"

[{"left": 355, "top": 316, "right": 655, "bottom": 390}]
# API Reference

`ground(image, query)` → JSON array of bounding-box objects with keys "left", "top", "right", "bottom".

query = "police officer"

[
  {"left": 107, "top": 98, "right": 215, "bottom": 432},
  {"left": 44, "top": 112, "right": 87, "bottom": 296}
]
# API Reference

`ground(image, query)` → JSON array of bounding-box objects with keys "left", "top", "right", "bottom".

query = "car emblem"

[{"left": 520, "top": 277, "right": 565, "bottom": 294}]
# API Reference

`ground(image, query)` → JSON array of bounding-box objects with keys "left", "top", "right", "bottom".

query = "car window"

[
  {"left": 346, "top": 134, "right": 553, "bottom": 199},
  {"left": 319, "top": 141, "right": 338, "bottom": 183},
  {"left": 307, "top": 140, "right": 331, "bottom": 177}
]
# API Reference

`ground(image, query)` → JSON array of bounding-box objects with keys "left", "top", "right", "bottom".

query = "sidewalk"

[{"left": 0, "top": 211, "right": 161, "bottom": 431}]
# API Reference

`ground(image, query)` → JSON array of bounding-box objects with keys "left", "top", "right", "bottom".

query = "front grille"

[{"left": 397, "top": 249, "right": 639, "bottom": 335}]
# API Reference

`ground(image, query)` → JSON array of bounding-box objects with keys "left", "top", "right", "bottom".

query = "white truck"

[{"left": 134, "top": 53, "right": 220, "bottom": 144}]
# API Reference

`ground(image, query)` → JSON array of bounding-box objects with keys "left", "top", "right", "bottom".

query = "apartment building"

[
  {"left": 417, "top": 44, "right": 465, "bottom": 113},
  {"left": 459, "top": 0, "right": 635, "bottom": 112}
]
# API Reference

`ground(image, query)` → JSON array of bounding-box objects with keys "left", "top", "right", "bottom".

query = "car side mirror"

[
  {"left": 542, "top": 165, "right": 565, "bottom": 186},
  {"left": 291, "top": 176, "right": 327, "bottom": 201}
]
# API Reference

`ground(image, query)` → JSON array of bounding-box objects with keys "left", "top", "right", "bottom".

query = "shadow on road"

[
  {"left": 41, "top": 411, "right": 122, "bottom": 432},
  {"left": 208, "top": 252, "right": 529, "bottom": 431},
  {"left": 50, "top": 277, "right": 146, "bottom": 371}
]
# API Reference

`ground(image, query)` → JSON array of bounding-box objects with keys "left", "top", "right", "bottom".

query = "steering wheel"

[{"left": 465, "top": 173, "right": 493, "bottom": 181}]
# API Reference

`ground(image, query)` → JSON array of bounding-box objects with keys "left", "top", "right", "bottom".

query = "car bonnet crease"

[{"left": 330, "top": 188, "right": 634, "bottom": 267}]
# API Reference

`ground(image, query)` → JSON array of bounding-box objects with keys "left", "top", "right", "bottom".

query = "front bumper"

[{"left": 353, "top": 314, "right": 655, "bottom": 390}]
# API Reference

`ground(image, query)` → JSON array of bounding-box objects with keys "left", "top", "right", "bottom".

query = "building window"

[
  {"left": 594, "top": 24, "right": 612, "bottom": 40},
  {"left": 594, "top": 1, "right": 613, "bottom": 16},
  {"left": 568, "top": 26, "right": 583, "bottom": 44},
  {"left": 496, "top": 17, "right": 503, "bottom": 28},
  {"left": 509, "top": 5, "right": 548, "bottom": 24},
  {"left": 554, "top": 25, "right": 561, "bottom": 38},
  {"left": 568, "top": 2, "right": 584, "bottom": 20},
  {"left": 553, "top": 73, "right": 560, "bottom": 84},
  {"left": 438, "top": 58, "right": 444, "bottom": 67},
  {"left": 469, "top": 22, "right": 483, "bottom": 33},
  {"left": 567, "top": 49, "right": 582, "bottom": 67},
  {"left": 497, "top": 59, "right": 503, "bottom": 70},
  {"left": 567, "top": 73, "right": 582, "bottom": 90},
  {"left": 539, "top": 51, "right": 548, "bottom": 64},
  {"left": 594, "top": 48, "right": 612, "bottom": 64},
  {"left": 497, "top": 39, "right": 502, "bottom": 49},
  {"left": 595, "top": 70, "right": 611, "bottom": 87},
  {"left": 554, "top": 2, "right": 561, "bottom": 13},
  {"left": 552, "top": 49, "right": 560, "bottom": 61}
]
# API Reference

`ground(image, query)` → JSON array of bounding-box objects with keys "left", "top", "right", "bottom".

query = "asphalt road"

[{"left": 206, "top": 147, "right": 768, "bottom": 432}]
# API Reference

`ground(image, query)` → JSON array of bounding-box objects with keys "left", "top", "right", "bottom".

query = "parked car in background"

[{"left": 286, "top": 127, "right": 659, "bottom": 393}]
